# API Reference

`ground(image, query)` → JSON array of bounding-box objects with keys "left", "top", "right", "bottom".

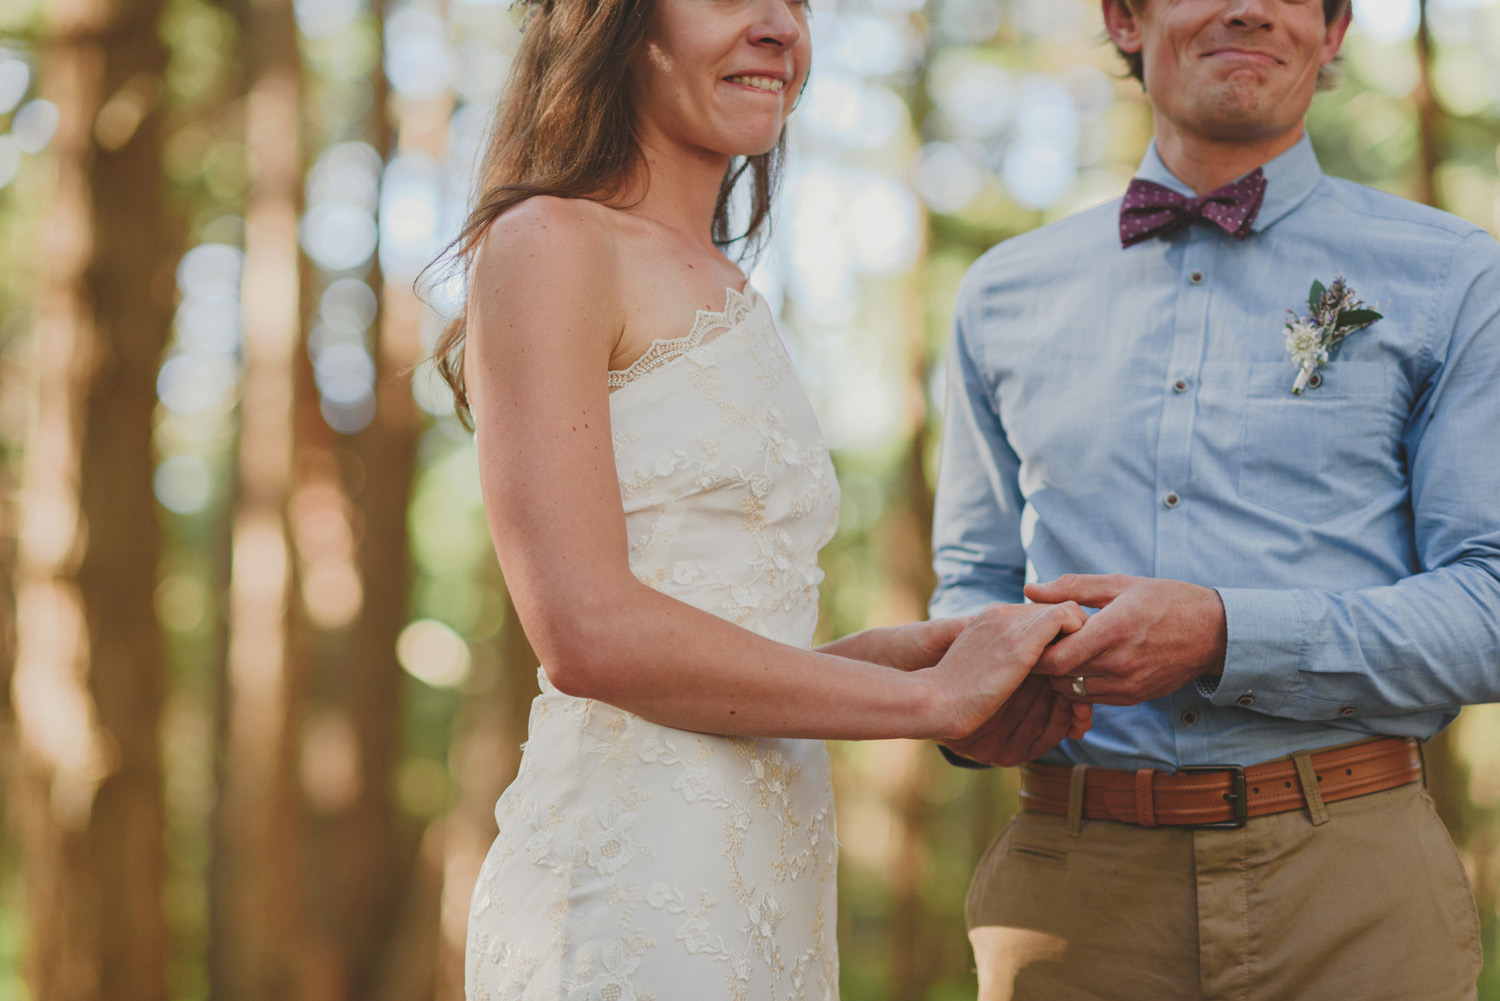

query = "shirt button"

[
  {"left": 1181, "top": 709, "right": 1199, "bottom": 725},
  {"left": 1163, "top": 492, "right": 1181, "bottom": 508},
  {"left": 1307, "top": 372, "right": 1323, "bottom": 390},
  {"left": 1188, "top": 270, "right": 1205, "bottom": 285},
  {"left": 1339, "top": 706, "right": 1356, "bottom": 717},
  {"left": 1172, "top": 378, "right": 1189, "bottom": 393},
  {"left": 1236, "top": 693, "right": 1254, "bottom": 707}
]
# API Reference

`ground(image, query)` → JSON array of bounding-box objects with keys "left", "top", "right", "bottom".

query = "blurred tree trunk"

[
  {"left": 334, "top": 271, "right": 451, "bottom": 1001},
  {"left": 1409, "top": 0, "right": 1467, "bottom": 836},
  {"left": 8, "top": 0, "right": 175, "bottom": 996},
  {"left": 271, "top": 3, "right": 429, "bottom": 990},
  {"left": 879, "top": 276, "right": 942, "bottom": 1000},
  {"left": 0, "top": 345, "right": 18, "bottom": 892},
  {"left": 1411, "top": 0, "right": 1444, "bottom": 211},
  {"left": 329, "top": 37, "right": 427, "bottom": 988},
  {"left": 209, "top": 0, "right": 308, "bottom": 996}
]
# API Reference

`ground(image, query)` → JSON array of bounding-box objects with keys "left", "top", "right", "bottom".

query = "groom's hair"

[{"left": 1107, "top": 0, "right": 1352, "bottom": 92}]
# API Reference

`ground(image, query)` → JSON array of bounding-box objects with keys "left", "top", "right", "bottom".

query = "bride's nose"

[{"left": 748, "top": 0, "right": 802, "bottom": 50}]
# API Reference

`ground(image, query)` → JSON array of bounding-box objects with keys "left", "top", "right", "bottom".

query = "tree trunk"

[
  {"left": 1411, "top": 0, "right": 1444, "bottom": 210},
  {"left": 9, "top": 0, "right": 175, "bottom": 996},
  {"left": 1407, "top": 0, "right": 1469, "bottom": 837},
  {"left": 329, "top": 41, "right": 426, "bottom": 991},
  {"left": 209, "top": 0, "right": 308, "bottom": 996},
  {"left": 878, "top": 275, "right": 942, "bottom": 1000}
]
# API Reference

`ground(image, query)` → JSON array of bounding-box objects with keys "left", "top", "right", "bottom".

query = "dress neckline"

[{"left": 607, "top": 284, "right": 759, "bottom": 391}]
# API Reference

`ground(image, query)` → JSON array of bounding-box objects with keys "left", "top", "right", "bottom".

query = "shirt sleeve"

[
  {"left": 1213, "top": 230, "right": 1500, "bottom": 719},
  {"left": 929, "top": 279, "right": 1030, "bottom": 618}
]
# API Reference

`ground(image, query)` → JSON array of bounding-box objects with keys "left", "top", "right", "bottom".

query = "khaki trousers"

[{"left": 966, "top": 783, "right": 1482, "bottom": 1001}]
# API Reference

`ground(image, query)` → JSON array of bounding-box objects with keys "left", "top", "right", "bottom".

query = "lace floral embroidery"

[
  {"left": 608, "top": 286, "right": 760, "bottom": 390},
  {"left": 468, "top": 279, "right": 840, "bottom": 1001}
]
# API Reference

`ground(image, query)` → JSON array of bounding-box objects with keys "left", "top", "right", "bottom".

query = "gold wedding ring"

[{"left": 1070, "top": 676, "right": 1089, "bottom": 698}]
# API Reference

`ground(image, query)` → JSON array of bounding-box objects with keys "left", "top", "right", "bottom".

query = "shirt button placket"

[{"left": 1155, "top": 237, "right": 1213, "bottom": 595}]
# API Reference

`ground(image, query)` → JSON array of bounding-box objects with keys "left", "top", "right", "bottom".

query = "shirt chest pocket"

[{"left": 1237, "top": 361, "right": 1398, "bottom": 523}]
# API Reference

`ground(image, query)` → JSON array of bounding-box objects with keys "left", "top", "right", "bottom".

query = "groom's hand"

[
  {"left": 1024, "top": 574, "right": 1227, "bottom": 706},
  {"left": 940, "top": 675, "right": 1091, "bottom": 766}
]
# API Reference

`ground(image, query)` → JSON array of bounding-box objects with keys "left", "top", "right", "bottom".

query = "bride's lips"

[{"left": 723, "top": 71, "right": 789, "bottom": 94}]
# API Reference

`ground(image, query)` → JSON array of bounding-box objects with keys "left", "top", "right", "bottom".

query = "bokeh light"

[
  {"left": 379, "top": 151, "right": 445, "bottom": 284},
  {"left": 154, "top": 455, "right": 213, "bottom": 514},
  {"left": 294, "top": 0, "right": 367, "bottom": 40},
  {"left": 0, "top": 135, "right": 20, "bottom": 189},
  {"left": 11, "top": 99, "right": 57, "bottom": 153},
  {"left": 396, "top": 618, "right": 472, "bottom": 688},
  {"left": 384, "top": 3, "right": 454, "bottom": 101},
  {"left": 0, "top": 50, "right": 29, "bottom": 114},
  {"left": 1354, "top": 0, "right": 1421, "bottom": 41}
]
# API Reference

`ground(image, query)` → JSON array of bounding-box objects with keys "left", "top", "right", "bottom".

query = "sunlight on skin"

[
  {"left": 643, "top": 40, "right": 675, "bottom": 76},
  {"left": 969, "top": 926, "right": 1070, "bottom": 1001}
]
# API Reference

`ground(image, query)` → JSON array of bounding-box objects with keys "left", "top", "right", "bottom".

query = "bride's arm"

[{"left": 465, "top": 198, "right": 1079, "bottom": 742}]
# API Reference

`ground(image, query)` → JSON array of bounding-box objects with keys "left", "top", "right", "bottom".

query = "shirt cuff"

[
  {"left": 937, "top": 743, "right": 994, "bottom": 770},
  {"left": 1210, "top": 587, "right": 1309, "bottom": 715}
]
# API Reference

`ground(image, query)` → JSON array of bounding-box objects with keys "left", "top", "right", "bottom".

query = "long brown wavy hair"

[{"left": 424, "top": 0, "right": 787, "bottom": 427}]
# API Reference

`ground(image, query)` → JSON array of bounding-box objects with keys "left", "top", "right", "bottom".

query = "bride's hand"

[
  {"left": 861, "top": 617, "right": 974, "bottom": 672},
  {"left": 919, "top": 601, "right": 1088, "bottom": 741},
  {"left": 940, "top": 676, "right": 1093, "bottom": 767}
]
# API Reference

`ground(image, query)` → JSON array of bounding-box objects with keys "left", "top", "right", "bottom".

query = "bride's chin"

[{"left": 719, "top": 133, "right": 786, "bottom": 158}]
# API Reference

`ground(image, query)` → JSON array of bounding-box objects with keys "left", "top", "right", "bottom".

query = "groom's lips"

[{"left": 1202, "top": 47, "right": 1284, "bottom": 65}]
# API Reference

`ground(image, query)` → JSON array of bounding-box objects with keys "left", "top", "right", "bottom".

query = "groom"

[{"left": 930, "top": 0, "right": 1500, "bottom": 998}]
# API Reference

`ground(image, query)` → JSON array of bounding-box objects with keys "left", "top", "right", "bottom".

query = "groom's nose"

[{"left": 1222, "top": 0, "right": 1274, "bottom": 31}]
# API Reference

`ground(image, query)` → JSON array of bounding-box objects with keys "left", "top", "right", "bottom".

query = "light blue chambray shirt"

[{"left": 929, "top": 135, "right": 1500, "bottom": 771}]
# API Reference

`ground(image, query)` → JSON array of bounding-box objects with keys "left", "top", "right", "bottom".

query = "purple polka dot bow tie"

[{"left": 1118, "top": 168, "right": 1267, "bottom": 247}]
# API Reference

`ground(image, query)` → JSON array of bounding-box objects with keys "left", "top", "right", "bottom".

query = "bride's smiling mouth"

[{"left": 724, "top": 73, "right": 787, "bottom": 93}]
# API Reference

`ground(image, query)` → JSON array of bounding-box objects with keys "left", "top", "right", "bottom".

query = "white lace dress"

[{"left": 466, "top": 286, "right": 843, "bottom": 1001}]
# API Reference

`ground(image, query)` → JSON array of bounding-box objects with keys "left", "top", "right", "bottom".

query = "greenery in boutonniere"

[{"left": 1284, "top": 277, "right": 1383, "bottom": 395}]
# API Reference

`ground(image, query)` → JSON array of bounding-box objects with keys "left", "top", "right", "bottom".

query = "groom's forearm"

[{"left": 1209, "top": 563, "right": 1500, "bottom": 719}]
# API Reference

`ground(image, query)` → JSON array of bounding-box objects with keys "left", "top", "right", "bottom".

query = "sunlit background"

[{"left": 1, "top": 0, "right": 1499, "bottom": 997}]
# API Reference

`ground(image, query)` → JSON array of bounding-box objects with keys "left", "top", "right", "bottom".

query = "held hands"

[
  {"left": 941, "top": 674, "right": 1093, "bottom": 767},
  {"left": 921, "top": 601, "right": 1089, "bottom": 744},
  {"left": 1024, "top": 574, "right": 1228, "bottom": 706},
  {"left": 863, "top": 617, "right": 974, "bottom": 672}
]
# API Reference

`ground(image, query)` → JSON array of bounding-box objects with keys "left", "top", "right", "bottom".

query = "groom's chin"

[{"left": 1177, "top": 86, "right": 1303, "bottom": 143}]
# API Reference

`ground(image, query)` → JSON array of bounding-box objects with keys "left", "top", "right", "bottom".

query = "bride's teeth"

[{"left": 727, "top": 76, "right": 785, "bottom": 92}]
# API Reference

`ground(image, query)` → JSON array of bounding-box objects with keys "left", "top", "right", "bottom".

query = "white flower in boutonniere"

[{"left": 1284, "top": 277, "right": 1384, "bottom": 395}]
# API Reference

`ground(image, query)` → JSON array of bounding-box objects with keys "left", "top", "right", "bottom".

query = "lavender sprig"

[{"left": 1285, "top": 276, "right": 1383, "bottom": 394}]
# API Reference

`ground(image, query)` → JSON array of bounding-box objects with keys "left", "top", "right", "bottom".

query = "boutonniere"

[{"left": 1284, "top": 277, "right": 1383, "bottom": 395}]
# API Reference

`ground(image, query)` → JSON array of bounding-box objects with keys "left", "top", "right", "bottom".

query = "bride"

[{"left": 429, "top": 0, "right": 1090, "bottom": 995}]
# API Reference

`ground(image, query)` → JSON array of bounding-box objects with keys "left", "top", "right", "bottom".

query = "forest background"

[{"left": 0, "top": 0, "right": 1498, "bottom": 998}]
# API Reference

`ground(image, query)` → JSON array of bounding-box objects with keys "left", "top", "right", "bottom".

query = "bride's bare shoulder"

[
  {"left": 472, "top": 196, "right": 622, "bottom": 305},
  {"left": 465, "top": 196, "right": 626, "bottom": 383}
]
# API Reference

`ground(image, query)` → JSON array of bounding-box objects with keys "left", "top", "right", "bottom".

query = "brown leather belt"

[{"left": 1019, "top": 736, "right": 1423, "bottom": 829}]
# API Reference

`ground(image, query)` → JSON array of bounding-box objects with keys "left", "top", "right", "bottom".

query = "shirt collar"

[{"left": 1133, "top": 132, "right": 1323, "bottom": 233}]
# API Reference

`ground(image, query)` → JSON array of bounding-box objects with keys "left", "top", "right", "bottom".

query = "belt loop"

[
  {"left": 1135, "top": 768, "right": 1159, "bottom": 828},
  {"left": 1066, "top": 764, "right": 1089, "bottom": 838},
  {"left": 1292, "top": 749, "right": 1330, "bottom": 827}
]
